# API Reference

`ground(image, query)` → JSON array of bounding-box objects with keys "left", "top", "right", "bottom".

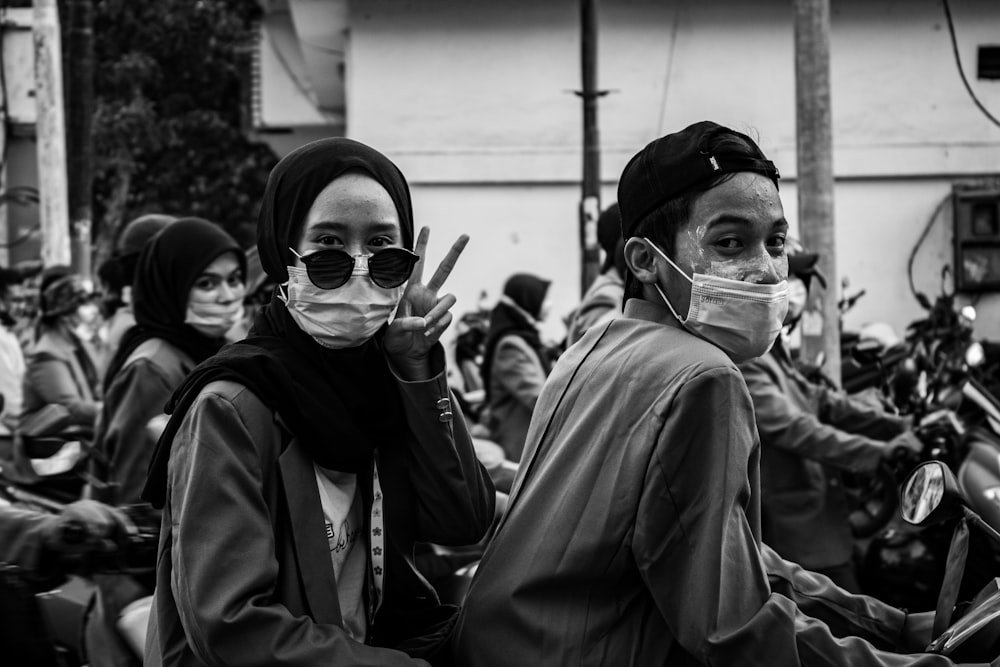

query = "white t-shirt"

[
  {"left": 0, "top": 325, "right": 24, "bottom": 433},
  {"left": 314, "top": 465, "right": 368, "bottom": 641}
]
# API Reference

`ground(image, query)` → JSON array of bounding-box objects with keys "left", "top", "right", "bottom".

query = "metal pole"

[
  {"left": 793, "top": 0, "right": 840, "bottom": 384},
  {"left": 33, "top": 0, "right": 70, "bottom": 268},
  {"left": 579, "top": 0, "right": 601, "bottom": 297},
  {"left": 65, "top": 0, "right": 94, "bottom": 283}
]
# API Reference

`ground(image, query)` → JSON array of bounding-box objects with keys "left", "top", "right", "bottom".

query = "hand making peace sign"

[{"left": 384, "top": 226, "right": 469, "bottom": 380}]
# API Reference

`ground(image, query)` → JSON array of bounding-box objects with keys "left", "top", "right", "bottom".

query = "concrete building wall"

[{"left": 268, "top": 0, "right": 1000, "bottom": 344}]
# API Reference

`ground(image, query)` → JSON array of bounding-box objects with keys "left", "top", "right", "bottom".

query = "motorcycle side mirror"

[
  {"left": 916, "top": 292, "right": 932, "bottom": 310},
  {"left": 900, "top": 461, "right": 964, "bottom": 526},
  {"left": 851, "top": 339, "right": 885, "bottom": 366}
]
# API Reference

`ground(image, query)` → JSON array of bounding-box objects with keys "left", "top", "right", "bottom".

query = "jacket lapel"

[{"left": 279, "top": 438, "right": 343, "bottom": 626}]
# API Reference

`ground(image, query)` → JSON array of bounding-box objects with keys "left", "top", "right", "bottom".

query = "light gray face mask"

[
  {"left": 185, "top": 301, "right": 245, "bottom": 338},
  {"left": 643, "top": 237, "right": 788, "bottom": 363},
  {"left": 280, "top": 261, "right": 403, "bottom": 350}
]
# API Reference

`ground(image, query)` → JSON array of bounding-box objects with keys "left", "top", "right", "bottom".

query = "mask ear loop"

[{"left": 641, "top": 237, "right": 691, "bottom": 325}]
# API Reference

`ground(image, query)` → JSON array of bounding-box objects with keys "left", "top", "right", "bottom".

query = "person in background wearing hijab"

[
  {"left": 738, "top": 239, "right": 920, "bottom": 593},
  {"left": 481, "top": 273, "right": 552, "bottom": 462},
  {"left": 84, "top": 217, "right": 246, "bottom": 667},
  {"left": 141, "top": 138, "right": 494, "bottom": 667},
  {"left": 566, "top": 203, "right": 627, "bottom": 346},
  {"left": 19, "top": 266, "right": 103, "bottom": 436},
  {"left": 96, "top": 213, "right": 177, "bottom": 357}
]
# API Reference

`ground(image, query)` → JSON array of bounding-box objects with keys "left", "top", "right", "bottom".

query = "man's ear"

[{"left": 624, "top": 238, "right": 659, "bottom": 285}]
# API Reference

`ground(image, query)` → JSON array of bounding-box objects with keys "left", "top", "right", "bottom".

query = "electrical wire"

[
  {"left": 941, "top": 0, "right": 1000, "bottom": 129},
  {"left": 907, "top": 193, "right": 950, "bottom": 304}
]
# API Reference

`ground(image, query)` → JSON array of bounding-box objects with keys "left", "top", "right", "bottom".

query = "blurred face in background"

[{"left": 186, "top": 252, "right": 246, "bottom": 338}]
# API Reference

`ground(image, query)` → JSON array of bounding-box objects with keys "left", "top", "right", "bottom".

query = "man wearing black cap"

[
  {"left": 454, "top": 121, "right": 954, "bottom": 666},
  {"left": 565, "top": 203, "right": 626, "bottom": 345},
  {"left": 739, "top": 241, "right": 920, "bottom": 593}
]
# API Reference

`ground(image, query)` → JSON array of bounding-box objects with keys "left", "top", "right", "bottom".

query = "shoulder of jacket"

[
  {"left": 193, "top": 379, "right": 279, "bottom": 435},
  {"left": 124, "top": 339, "right": 194, "bottom": 377},
  {"left": 27, "top": 332, "right": 69, "bottom": 360}
]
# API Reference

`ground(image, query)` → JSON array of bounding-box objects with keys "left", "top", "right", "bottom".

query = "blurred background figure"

[
  {"left": 19, "top": 266, "right": 103, "bottom": 436},
  {"left": 93, "top": 217, "right": 246, "bottom": 507},
  {"left": 0, "top": 266, "right": 27, "bottom": 437},
  {"left": 737, "top": 239, "right": 920, "bottom": 593},
  {"left": 566, "top": 202, "right": 626, "bottom": 346},
  {"left": 482, "top": 272, "right": 553, "bottom": 462},
  {"left": 87, "top": 217, "right": 245, "bottom": 667},
  {"left": 96, "top": 213, "right": 177, "bottom": 357}
]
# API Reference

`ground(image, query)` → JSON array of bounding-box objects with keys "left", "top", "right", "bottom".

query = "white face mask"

[
  {"left": 185, "top": 301, "right": 245, "bottom": 338},
  {"left": 643, "top": 238, "right": 788, "bottom": 363},
  {"left": 280, "top": 264, "right": 403, "bottom": 349}
]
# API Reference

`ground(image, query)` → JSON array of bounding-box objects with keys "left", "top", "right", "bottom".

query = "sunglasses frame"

[{"left": 289, "top": 246, "right": 420, "bottom": 290}]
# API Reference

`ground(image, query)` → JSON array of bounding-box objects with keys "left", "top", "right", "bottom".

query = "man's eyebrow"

[{"left": 705, "top": 215, "right": 789, "bottom": 228}]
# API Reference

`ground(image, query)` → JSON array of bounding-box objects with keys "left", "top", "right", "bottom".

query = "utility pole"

[
  {"left": 578, "top": 0, "right": 603, "bottom": 297},
  {"left": 33, "top": 0, "right": 70, "bottom": 268},
  {"left": 65, "top": 0, "right": 94, "bottom": 282},
  {"left": 793, "top": 0, "right": 840, "bottom": 384}
]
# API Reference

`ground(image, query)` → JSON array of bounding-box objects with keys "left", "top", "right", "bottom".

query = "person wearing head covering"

[
  {"left": 83, "top": 217, "right": 246, "bottom": 666},
  {"left": 96, "top": 213, "right": 177, "bottom": 356},
  {"left": 141, "top": 138, "right": 494, "bottom": 667},
  {"left": 737, "top": 239, "right": 920, "bottom": 593},
  {"left": 92, "top": 216, "right": 246, "bottom": 506},
  {"left": 454, "top": 121, "right": 947, "bottom": 666},
  {"left": 18, "top": 266, "right": 103, "bottom": 434},
  {"left": 566, "top": 203, "right": 627, "bottom": 345},
  {"left": 481, "top": 272, "right": 552, "bottom": 462}
]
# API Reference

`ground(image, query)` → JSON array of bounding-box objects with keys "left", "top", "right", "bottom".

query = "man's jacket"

[{"left": 739, "top": 338, "right": 907, "bottom": 569}]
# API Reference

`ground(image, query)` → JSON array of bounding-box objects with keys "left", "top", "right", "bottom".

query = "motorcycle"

[
  {"left": 0, "top": 483, "right": 159, "bottom": 666},
  {"left": 858, "top": 377, "right": 1000, "bottom": 612},
  {"left": 897, "top": 460, "right": 1000, "bottom": 660}
]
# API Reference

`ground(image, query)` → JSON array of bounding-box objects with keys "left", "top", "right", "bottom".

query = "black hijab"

[
  {"left": 103, "top": 218, "right": 244, "bottom": 392},
  {"left": 482, "top": 273, "right": 551, "bottom": 395},
  {"left": 144, "top": 138, "right": 414, "bottom": 508}
]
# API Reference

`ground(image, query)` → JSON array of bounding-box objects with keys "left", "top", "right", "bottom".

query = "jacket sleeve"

[
  {"left": 25, "top": 353, "right": 99, "bottom": 427},
  {"left": 167, "top": 389, "right": 431, "bottom": 667},
  {"left": 96, "top": 359, "right": 175, "bottom": 505},
  {"left": 390, "top": 345, "right": 495, "bottom": 545},
  {"left": 632, "top": 367, "right": 986, "bottom": 667},
  {"left": 741, "top": 359, "right": 885, "bottom": 474},
  {"left": 817, "top": 386, "right": 909, "bottom": 441},
  {"left": 0, "top": 504, "right": 55, "bottom": 570},
  {"left": 493, "top": 336, "right": 547, "bottom": 411}
]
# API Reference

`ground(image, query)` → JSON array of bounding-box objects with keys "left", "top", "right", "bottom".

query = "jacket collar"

[{"left": 279, "top": 436, "right": 343, "bottom": 626}]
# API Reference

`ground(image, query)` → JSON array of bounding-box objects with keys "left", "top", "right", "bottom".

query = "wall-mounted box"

[{"left": 954, "top": 187, "right": 1000, "bottom": 292}]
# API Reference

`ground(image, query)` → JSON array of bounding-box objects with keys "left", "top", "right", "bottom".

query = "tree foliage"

[{"left": 92, "top": 0, "right": 277, "bottom": 252}]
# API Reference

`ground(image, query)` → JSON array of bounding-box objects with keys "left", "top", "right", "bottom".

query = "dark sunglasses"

[{"left": 289, "top": 247, "right": 419, "bottom": 290}]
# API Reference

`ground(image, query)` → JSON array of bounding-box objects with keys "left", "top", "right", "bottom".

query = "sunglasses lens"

[
  {"left": 301, "top": 250, "right": 354, "bottom": 289},
  {"left": 369, "top": 248, "right": 419, "bottom": 288}
]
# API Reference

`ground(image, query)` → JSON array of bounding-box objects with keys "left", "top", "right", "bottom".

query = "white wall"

[{"left": 270, "top": 0, "right": 1000, "bottom": 347}]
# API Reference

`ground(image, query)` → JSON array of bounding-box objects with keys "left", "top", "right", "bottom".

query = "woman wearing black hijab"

[
  {"left": 142, "top": 138, "right": 494, "bottom": 667},
  {"left": 85, "top": 217, "right": 246, "bottom": 666},
  {"left": 481, "top": 273, "right": 552, "bottom": 462}
]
